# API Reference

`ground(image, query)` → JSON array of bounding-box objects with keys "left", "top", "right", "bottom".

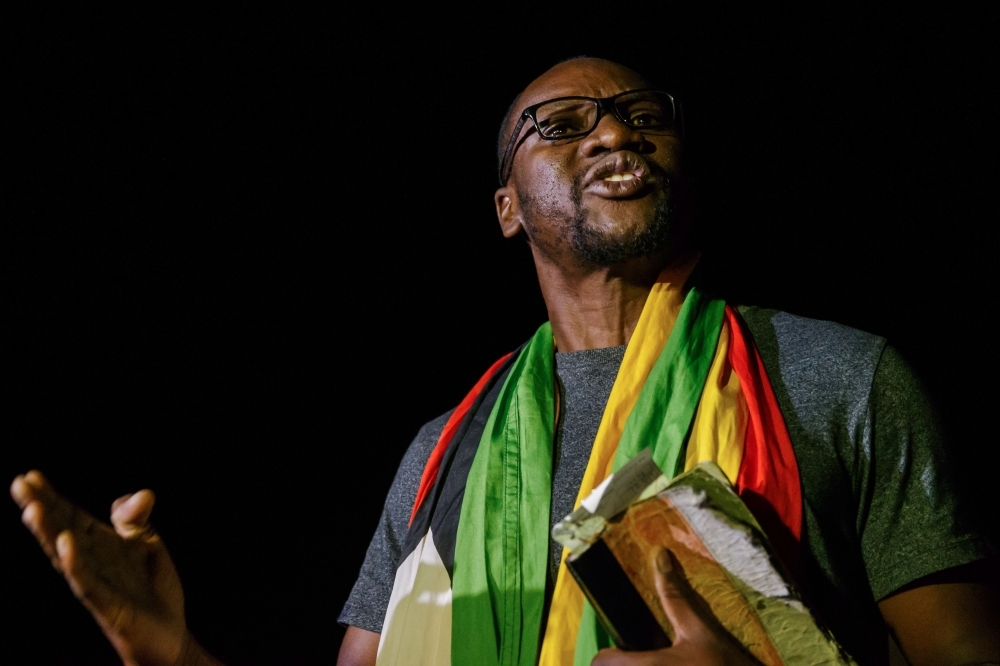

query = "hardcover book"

[{"left": 552, "top": 451, "right": 855, "bottom": 665}]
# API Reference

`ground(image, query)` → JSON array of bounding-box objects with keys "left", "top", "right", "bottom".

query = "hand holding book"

[
  {"left": 553, "top": 451, "right": 855, "bottom": 665},
  {"left": 592, "top": 548, "right": 761, "bottom": 666}
]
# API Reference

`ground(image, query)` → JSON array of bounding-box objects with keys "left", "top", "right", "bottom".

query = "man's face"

[{"left": 495, "top": 59, "right": 684, "bottom": 269}]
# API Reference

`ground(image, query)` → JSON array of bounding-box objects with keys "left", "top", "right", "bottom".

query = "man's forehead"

[{"left": 517, "top": 59, "right": 651, "bottom": 109}]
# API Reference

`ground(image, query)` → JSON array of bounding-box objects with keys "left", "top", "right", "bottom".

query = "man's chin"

[
  {"left": 570, "top": 211, "right": 674, "bottom": 268},
  {"left": 577, "top": 208, "right": 662, "bottom": 241}
]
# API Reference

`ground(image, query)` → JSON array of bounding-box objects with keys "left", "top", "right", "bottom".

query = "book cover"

[{"left": 553, "top": 451, "right": 856, "bottom": 665}]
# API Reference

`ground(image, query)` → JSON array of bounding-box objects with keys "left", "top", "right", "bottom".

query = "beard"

[{"left": 519, "top": 161, "right": 679, "bottom": 268}]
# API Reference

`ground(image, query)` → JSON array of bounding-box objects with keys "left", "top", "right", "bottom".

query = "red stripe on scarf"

[
  {"left": 409, "top": 353, "right": 514, "bottom": 526},
  {"left": 726, "top": 306, "right": 803, "bottom": 567}
]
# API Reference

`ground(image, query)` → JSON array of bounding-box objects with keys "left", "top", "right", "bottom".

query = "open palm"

[{"left": 12, "top": 471, "right": 188, "bottom": 666}]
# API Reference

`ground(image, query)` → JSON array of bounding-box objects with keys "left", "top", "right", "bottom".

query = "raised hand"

[
  {"left": 591, "top": 549, "right": 759, "bottom": 666},
  {"left": 10, "top": 470, "right": 214, "bottom": 666}
]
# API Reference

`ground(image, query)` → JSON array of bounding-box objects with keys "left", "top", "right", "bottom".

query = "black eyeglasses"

[{"left": 498, "top": 88, "right": 679, "bottom": 185}]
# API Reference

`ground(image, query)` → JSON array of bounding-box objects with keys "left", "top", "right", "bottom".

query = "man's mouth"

[{"left": 582, "top": 152, "right": 654, "bottom": 198}]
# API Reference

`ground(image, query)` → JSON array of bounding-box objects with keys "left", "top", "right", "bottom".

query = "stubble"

[{"left": 519, "top": 163, "right": 678, "bottom": 268}]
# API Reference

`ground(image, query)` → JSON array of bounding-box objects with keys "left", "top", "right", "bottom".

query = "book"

[{"left": 552, "top": 450, "right": 856, "bottom": 665}]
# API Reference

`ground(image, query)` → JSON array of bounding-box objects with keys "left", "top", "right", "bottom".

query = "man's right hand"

[{"left": 10, "top": 470, "right": 214, "bottom": 666}]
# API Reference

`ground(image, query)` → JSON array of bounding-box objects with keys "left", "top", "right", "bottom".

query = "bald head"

[{"left": 496, "top": 58, "right": 654, "bottom": 169}]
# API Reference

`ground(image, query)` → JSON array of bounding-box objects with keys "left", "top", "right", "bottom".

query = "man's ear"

[{"left": 494, "top": 186, "right": 524, "bottom": 239}]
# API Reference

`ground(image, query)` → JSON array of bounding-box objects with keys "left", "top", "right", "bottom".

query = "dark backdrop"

[{"left": 4, "top": 4, "right": 998, "bottom": 664}]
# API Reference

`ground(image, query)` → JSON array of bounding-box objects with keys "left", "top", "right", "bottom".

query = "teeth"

[{"left": 603, "top": 173, "right": 635, "bottom": 182}]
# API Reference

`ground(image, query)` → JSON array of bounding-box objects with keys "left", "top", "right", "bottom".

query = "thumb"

[
  {"left": 110, "top": 490, "right": 157, "bottom": 540},
  {"left": 651, "top": 548, "right": 704, "bottom": 641}
]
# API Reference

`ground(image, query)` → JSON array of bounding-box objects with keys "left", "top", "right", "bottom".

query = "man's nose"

[{"left": 579, "top": 114, "right": 648, "bottom": 156}]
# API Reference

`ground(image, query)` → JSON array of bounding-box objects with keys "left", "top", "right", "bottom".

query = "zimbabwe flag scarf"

[{"left": 375, "top": 261, "right": 802, "bottom": 666}]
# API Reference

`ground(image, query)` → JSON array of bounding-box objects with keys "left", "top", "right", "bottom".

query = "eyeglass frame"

[{"left": 497, "top": 88, "right": 680, "bottom": 186}]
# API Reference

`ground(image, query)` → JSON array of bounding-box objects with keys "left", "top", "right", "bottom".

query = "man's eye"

[
  {"left": 539, "top": 114, "right": 587, "bottom": 137},
  {"left": 629, "top": 112, "right": 667, "bottom": 127},
  {"left": 546, "top": 122, "right": 572, "bottom": 137}
]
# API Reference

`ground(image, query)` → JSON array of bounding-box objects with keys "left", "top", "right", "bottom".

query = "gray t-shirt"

[
  {"left": 549, "top": 345, "right": 628, "bottom": 579},
  {"left": 339, "top": 308, "right": 992, "bottom": 665}
]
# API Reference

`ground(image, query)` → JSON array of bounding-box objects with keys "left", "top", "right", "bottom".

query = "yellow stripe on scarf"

[
  {"left": 538, "top": 255, "right": 692, "bottom": 666},
  {"left": 684, "top": 318, "right": 746, "bottom": 482},
  {"left": 537, "top": 259, "right": 747, "bottom": 666}
]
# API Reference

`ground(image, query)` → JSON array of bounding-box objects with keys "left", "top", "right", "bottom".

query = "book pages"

[{"left": 554, "top": 459, "right": 855, "bottom": 665}]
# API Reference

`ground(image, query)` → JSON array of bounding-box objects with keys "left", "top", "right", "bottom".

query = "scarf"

[{"left": 376, "top": 268, "right": 801, "bottom": 666}]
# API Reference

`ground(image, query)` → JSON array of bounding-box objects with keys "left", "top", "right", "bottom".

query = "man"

[
  {"left": 11, "top": 57, "right": 999, "bottom": 665},
  {"left": 337, "top": 57, "right": 999, "bottom": 665}
]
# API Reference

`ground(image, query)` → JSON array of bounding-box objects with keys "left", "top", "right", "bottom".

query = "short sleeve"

[
  {"left": 337, "top": 411, "right": 451, "bottom": 632},
  {"left": 860, "top": 346, "right": 993, "bottom": 600}
]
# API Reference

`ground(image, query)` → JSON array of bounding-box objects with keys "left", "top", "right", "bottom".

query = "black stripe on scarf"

[{"left": 398, "top": 349, "right": 520, "bottom": 577}]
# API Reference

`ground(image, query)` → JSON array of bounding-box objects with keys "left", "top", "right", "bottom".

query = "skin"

[
  {"left": 12, "top": 58, "right": 1000, "bottom": 665},
  {"left": 494, "top": 58, "right": 685, "bottom": 353},
  {"left": 591, "top": 550, "right": 759, "bottom": 666},
  {"left": 10, "top": 471, "right": 220, "bottom": 666}
]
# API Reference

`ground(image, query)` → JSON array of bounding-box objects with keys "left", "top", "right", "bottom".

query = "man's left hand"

[{"left": 591, "top": 549, "right": 758, "bottom": 666}]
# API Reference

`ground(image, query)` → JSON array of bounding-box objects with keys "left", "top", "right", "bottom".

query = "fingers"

[
  {"left": 19, "top": 500, "right": 63, "bottom": 570},
  {"left": 11, "top": 470, "right": 54, "bottom": 509},
  {"left": 591, "top": 647, "right": 662, "bottom": 665},
  {"left": 12, "top": 471, "right": 190, "bottom": 666},
  {"left": 591, "top": 647, "right": 624, "bottom": 665},
  {"left": 111, "top": 490, "right": 157, "bottom": 540},
  {"left": 651, "top": 548, "right": 703, "bottom": 641},
  {"left": 60, "top": 531, "right": 114, "bottom": 612},
  {"left": 10, "top": 471, "right": 36, "bottom": 508},
  {"left": 11, "top": 471, "right": 96, "bottom": 570}
]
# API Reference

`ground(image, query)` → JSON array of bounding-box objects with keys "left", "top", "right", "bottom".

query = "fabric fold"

[{"left": 377, "top": 269, "right": 801, "bottom": 666}]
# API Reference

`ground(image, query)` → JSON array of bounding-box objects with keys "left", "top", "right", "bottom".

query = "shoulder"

[
  {"left": 734, "top": 306, "right": 893, "bottom": 511},
  {"left": 737, "top": 305, "right": 886, "bottom": 378},
  {"left": 338, "top": 410, "right": 454, "bottom": 632},
  {"left": 399, "top": 411, "right": 453, "bottom": 475},
  {"left": 389, "top": 410, "right": 454, "bottom": 506},
  {"left": 736, "top": 306, "right": 887, "bottom": 427}
]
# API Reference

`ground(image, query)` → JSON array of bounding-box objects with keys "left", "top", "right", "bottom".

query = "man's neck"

[{"left": 533, "top": 249, "right": 696, "bottom": 352}]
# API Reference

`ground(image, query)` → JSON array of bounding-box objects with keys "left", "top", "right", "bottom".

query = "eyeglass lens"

[{"left": 534, "top": 91, "right": 675, "bottom": 140}]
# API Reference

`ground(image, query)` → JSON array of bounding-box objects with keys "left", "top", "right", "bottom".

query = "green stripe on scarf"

[
  {"left": 452, "top": 323, "right": 555, "bottom": 666},
  {"left": 574, "top": 289, "right": 725, "bottom": 665},
  {"left": 452, "top": 288, "right": 725, "bottom": 666},
  {"left": 616, "top": 288, "right": 725, "bottom": 474}
]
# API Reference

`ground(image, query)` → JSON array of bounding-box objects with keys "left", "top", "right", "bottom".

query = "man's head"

[{"left": 494, "top": 58, "right": 687, "bottom": 271}]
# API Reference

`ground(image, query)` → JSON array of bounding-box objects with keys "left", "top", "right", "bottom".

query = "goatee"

[{"left": 520, "top": 161, "right": 679, "bottom": 268}]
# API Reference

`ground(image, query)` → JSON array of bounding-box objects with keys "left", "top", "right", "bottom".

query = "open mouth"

[{"left": 583, "top": 152, "right": 653, "bottom": 198}]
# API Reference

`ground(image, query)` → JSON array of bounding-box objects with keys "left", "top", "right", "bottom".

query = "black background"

[{"left": 4, "top": 4, "right": 999, "bottom": 664}]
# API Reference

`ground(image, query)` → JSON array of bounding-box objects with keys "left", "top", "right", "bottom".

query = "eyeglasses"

[{"left": 498, "top": 88, "right": 679, "bottom": 185}]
